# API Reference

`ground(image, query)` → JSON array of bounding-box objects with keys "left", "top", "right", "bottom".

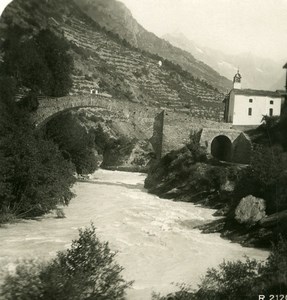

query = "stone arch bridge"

[
  {"left": 31, "top": 95, "right": 252, "bottom": 164},
  {"left": 31, "top": 94, "right": 159, "bottom": 128}
]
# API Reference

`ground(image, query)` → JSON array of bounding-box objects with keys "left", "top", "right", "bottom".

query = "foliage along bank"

[
  {"left": 153, "top": 238, "right": 287, "bottom": 300},
  {"left": 1, "top": 224, "right": 133, "bottom": 300},
  {"left": 0, "top": 76, "right": 75, "bottom": 222},
  {"left": 144, "top": 119, "right": 287, "bottom": 248},
  {"left": 0, "top": 27, "right": 77, "bottom": 222}
]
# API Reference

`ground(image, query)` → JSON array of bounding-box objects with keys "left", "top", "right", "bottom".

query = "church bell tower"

[{"left": 233, "top": 70, "right": 242, "bottom": 89}]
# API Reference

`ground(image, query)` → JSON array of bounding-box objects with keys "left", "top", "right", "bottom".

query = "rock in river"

[{"left": 235, "top": 195, "right": 266, "bottom": 226}]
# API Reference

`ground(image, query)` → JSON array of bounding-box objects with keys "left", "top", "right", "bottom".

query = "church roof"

[{"left": 232, "top": 89, "right": 282, "bottom": 98}]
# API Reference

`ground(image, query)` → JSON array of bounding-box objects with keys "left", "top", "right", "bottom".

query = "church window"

[
  {"left": 270, "top": 100, "right": 274, "bottom": 104},
  {"left": 248, "top": 108, "right": 252, "bottom": 116},
  {"left": 249, "top": 99, "right": 253, "bottom": 103},
  {"left": 269, "top": 108, "right": 273, "bottom": 116}
]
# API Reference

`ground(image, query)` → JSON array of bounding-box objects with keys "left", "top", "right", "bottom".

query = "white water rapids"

[{"left": 0, "top": 169, "right": 268, "bottom": 299}]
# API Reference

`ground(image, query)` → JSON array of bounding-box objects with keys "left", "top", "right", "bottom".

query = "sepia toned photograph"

[{"left": 0, "top": 0, "right": 286, "bottom": 299}]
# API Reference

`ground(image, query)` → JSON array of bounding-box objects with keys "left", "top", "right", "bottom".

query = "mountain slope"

[
  {"left": 72, "top": 0, "right": 232, "bottom": 92},
  {"left": 0, "top": 0, "right": 225, "bottom": 121},
  {"left": 163, "top": 32, "right": 285, "bottom": 91}
]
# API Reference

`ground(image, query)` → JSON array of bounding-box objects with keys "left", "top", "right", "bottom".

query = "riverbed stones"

[{"left": 235, "top": 195, "right": 266, "bottom": 226}]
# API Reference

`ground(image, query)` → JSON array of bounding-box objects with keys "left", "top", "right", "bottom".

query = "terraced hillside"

[
  {"left": 0, "top": 0, "right": 225, "bottom": 121},
  {"left": 74, "top": 0, "right": 232, "bottom": 92}
]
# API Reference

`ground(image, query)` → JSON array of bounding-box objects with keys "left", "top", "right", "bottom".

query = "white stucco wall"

[
  {"left": 227, "top": 92, "right": 235, "bottom": 123},
  {"left": 233, "top": 82, "right": 241, "bottom": 89},
  {"left": 229, "top": 93, "right": 282, "bottom": 125}
]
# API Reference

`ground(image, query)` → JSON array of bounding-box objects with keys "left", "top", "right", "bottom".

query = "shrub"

[
  {"left": 0, "top": 129, "right": 76, "bottom": 218},
  {"left": 196, "top": 258, "right": 261, "bottom": 300},
  {"left": 102, "top": 136, "right": 135, "bottom": 167},
  {"left": 44, "top": 112, "right": 98, "bottom": 175},
  {"left": 0, "top": 78, "right": 76, "bottom": 220},
  {"left": 55, "top": 208, "right": 65, "bottom": 219},
  {"left": 154, "top": 239, "right": 287, "bottom": 300},
  {"left": 233, "top": 145, "right": 287, "bottom": 214},
  {"left": 187, "top": 130, "right": 207, "bottom": 162},
  {"left": 1, "top": 224, "right": 133, "bottom": 300},
  {"left": 152, "top": 284, "right": 196, "bottom": 300},
  {"left": 2, "top": 26, "right": 73, "bottom": 98},
  {"left": 17, "top": 92, "right": 39, "bottom": 112}
]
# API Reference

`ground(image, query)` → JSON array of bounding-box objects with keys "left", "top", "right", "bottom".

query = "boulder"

[{"left": 235, "top": 195, "right": 266, "bottom": 226}]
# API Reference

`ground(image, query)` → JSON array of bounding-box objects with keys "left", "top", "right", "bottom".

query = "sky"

[
  {"left": 119, "top": 0, "right": 287, "bottom": 62},
  {"left": 0, "top": 1, "right": 11, "bottom": 15},
  {"left": 0, "top": 0, "right": 286, "bottom": 62}
]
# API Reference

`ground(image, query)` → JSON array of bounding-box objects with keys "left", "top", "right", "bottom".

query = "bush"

[
  {"left": 2, "top": 26, "right": 73, "bottom": 98},
  {"left": 1, "top": 224, "right": 133, "bottom": 300},
  {"left": 0, "top": 127, "right": 76, "bottom": 218},
  {"left": 152, "top": 284, "right": 196, "bottom": 300},
  {"left": 233, "top": 145, "right": 287, "bottom": 214},
  {"left": 145, "top": 134, "right": 207, "bottom": 191},
  {"left": 44, "top": 112, "right": 98, "bottom": 175},
  {"left": 102, "top": 136, "right": 135, "bottom": 167},
  {"left": 154, "top": 239, "right": 287, "bottom": 300},
  {"left": 196, "top": 258, "right": 261, "bottom": 300},
  {"left": 186, "top": 130, "right": 207, "bottom": 163},
  {"left": 0, "top": 85, "right": 75, "bottom": 219}
]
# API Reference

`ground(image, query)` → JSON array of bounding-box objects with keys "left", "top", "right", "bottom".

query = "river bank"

[
  {"left": 144, "top": 141, "right": 287, "bottom": 250},
  {"left": 0, "top": 170, "right": 268, "bottom": 299}
]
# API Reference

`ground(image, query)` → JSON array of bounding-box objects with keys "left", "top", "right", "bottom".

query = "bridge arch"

[
  {"left": 199, "top": 128, "right": 252, "bottom": 163},
  {"left": 30, "top": 94, "right": 161, "bottom": 128},
  {"left": 210, "top": 135, "right": 232, "bottom": 161}
]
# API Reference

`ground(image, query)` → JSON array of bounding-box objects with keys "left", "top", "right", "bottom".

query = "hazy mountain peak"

[{"left": 164, "top": 31, "right": 285, "bottom": 90}]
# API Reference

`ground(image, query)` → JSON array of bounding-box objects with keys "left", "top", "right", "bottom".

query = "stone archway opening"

[{"left": 211, "top": 135, "right": 232, "bottom": 162}]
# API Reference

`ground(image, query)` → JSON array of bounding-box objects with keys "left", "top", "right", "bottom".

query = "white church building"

[{"left": 224, "top": 70, "right": 284, "bottom": 126}]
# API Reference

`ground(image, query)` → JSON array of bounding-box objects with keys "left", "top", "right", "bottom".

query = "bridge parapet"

[{"left": 31, "top": 95, "right": 161, "bottom": 127}]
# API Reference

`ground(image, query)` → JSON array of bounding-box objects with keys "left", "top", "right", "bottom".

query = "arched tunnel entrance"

[{"left": 211, "top": 135, "right": 232, "bottom": 162}]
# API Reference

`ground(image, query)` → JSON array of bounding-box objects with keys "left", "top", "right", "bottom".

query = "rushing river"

[{"left": 0, "top": 170, "right": 268, "bottom": 299}]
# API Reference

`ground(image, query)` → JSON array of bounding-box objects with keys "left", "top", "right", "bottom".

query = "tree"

[
  {"left": 153, "top": 239, "right": 287, "bottom": 300},
  {"left": 0, "top": 78, "right": 75, "bottom": 221},
  {"left": 233, "top": 145, "right": 287, "bottom": 214},
  {"left": 1, "top": 224, "right": 133, "bottom": 300},
  {"left": 35, "top": 29, "right": 73, "bottom": 96},
  {"left": 0, "top": 24, "right": 75, "bottom": 222},
  {"left": 1, "top": 26, "right": 73, "bottom": 98},
  {"left": 44, "top": 112, "right": 98, "bottom": 174}
]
